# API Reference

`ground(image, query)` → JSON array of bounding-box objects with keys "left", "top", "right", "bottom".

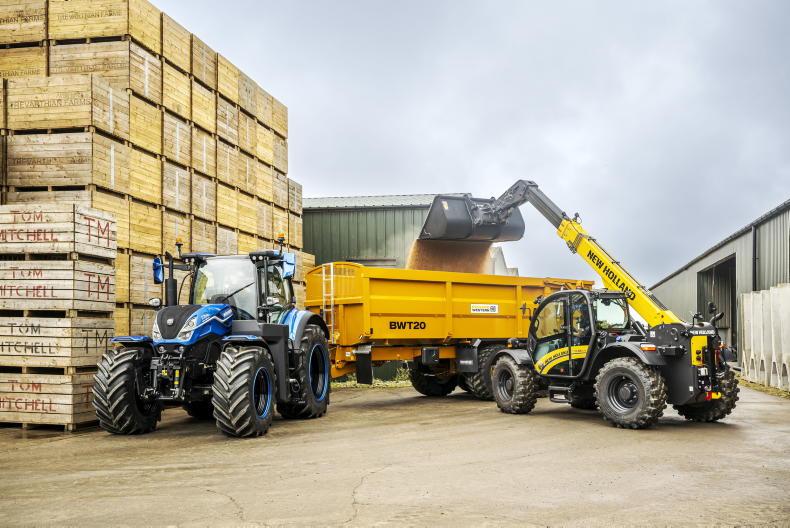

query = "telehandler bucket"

[{"left": 419, "top": 194, "right": 525, "bottom": 242}]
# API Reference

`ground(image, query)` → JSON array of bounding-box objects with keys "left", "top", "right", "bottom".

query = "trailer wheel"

[
  {"left": 93, "top": 348, "right": 160, "bottom": 435},
  {"left": 184, "top": 400, "right": 214, "bottom": 420},
  {"left": 409, "top": 363, "right": 458, "bottom": 397},
  {"left": 277, "top": 324, "right": 331, "bottom": 419},
  {"left": 673, "top": 369, "right": 739, "bottom": 422},
  {"left": 463, "top": 344, "right": 500, "bottom": 401},
  {"left": 492, "top": 356, "right": 539, "bottom": 414},
  {"left": 212, "top": 345, "right": 276, "bottom": 437},
  {"left": 594, "top": 357, "right": 667, "bottom": 429},
  {"left": 458, "top": 376, "right": 473, "bottom": 393}
]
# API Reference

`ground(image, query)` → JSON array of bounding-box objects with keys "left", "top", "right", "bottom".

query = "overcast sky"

[{"left": 157, "top": 0, "right": 789, "bottom": 285}]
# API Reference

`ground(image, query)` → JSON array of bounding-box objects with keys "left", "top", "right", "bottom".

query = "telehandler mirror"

[
  {"left": 152, "top": 257, "right": 164, "bottom": 285},
  {"left": 708, "top": 301, "right": 717, "bottom": 315}
]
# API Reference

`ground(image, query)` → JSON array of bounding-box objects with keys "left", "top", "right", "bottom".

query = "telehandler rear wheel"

[
  {"left": 212, "top": 345, "right": 276, "bottom": 437},
  {"left": 93, "top": 348, "right": 160, "bottom": 435},
  {"left": 277, "top": 324, "right": 331, "bottom": 419},
  {"left": 673, "top": 369, "right": 739, "bottom": 422},
  {"left": 594, "top": 357, "right": 667, "bottom": 429},
  {"left": 492, "top": 356, "right": 539, "bottom": 414},
  {"left": 409, "top": 363, "right": 458, "bottom": 397}
]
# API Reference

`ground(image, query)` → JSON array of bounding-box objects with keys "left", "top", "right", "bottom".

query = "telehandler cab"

[
  {"left": 420, "top": 181, "right": 739, "bottom": 429},
  {"left": 92, "top": 239, "right": 332, "bottom": 438}
]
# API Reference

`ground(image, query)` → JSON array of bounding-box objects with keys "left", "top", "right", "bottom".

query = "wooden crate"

[
  {"left": 191, "top": 35, "right": 216, "bottom": 89},
  {"left": 0, "top": 371, "right": 97, "bottom": 428},
  {"left": 216, "top": 183, "right": 238, "bottom": 229},
  {"left": 272, "top": 96, "right": 288, "bottom": 138},
  {"left": 191, "top": 79, "right": 215, "bottom": 133},
  {"left": 191, "top": 171, "right": 216, "bottom": 222},
  {"left": 0, "top": 260, "right": 115, "bottom": 312},
  {"left": 216, "top": 139, "right": 238, "bottom": 187},
  {"left": 129, "top": 200, "right": 160, "bottom": 254},
  {"left": 130, "top": 306, "right": 154, "bottom": 335},
  {"left": 129, "top": 94, "right": 161, "bottom": 154},
  {"left": 256, "top": 122, "right": 274, "bottom": 165},
  {"left": 256, "top": 85, "right": 273, "bottom": 128},
  {"left": 0, "top": 317, "right": 113, "bottom": 368},
  {"left": 289, "top": 213, "right": 303, "bottom": 249},
  {"left": 191, "top": 126, "right": 216, "bottom": 177},
  {"left": 115, "top": 251, "right": 129, "bottom": 303},
  {"left": 6, "top": 132, "right": 130, "bottom": 195},
  {"left": 161, "top": 14, "right": 190, "bottom": 72},
  {"left": 238, "top": 232, "right": 257, "bottom": 254},
  {"left": 217, "top": 54, "right": 239, "bottom": 104},
  {"left": 256, "top": 201, "right": 272, "bottom": 240},
  {"left": 216, "top": 225, "right": 237, "bottom": 255},
  {"left": 216, "top": 96, "right": 238, "bottom": 145},
  {"left": 129, "top": 254, "right": 161, "bottom": 305},
  {"left": 256, "top": 160, "right": 274, "bottom": 203},
  {"left": 163, "top": 112, "right": 191, "bottom": 166},
  {"left": 288, "top": 178, "right": 303, "bottom": 214},
  {"left": 238, "top": 192, "right": 256, "bottom": 235},
  {"left": 128, "top": 147, "right": 161, "bottom": 204},
  {"left": 173, "top": 268, "right": 190, "bottom": 304},
  {"left": 191, "top": 218, "right": 215, "bottom": 253},
  {"left": 48, "top": 0, "right": 162, "bottom": 54},
  {"left": 273, "top": 135, "right": 288, "bottom": 173},
  {"left": 0, "top": 1, "right": 47, "bottom": 45},
  {"left": 114, "top": 306, "right": 129, "bottom": 336},
  {"left": 303, "top": 252, "right": 316, "bottom": 272},
  {"left": 238, "top": 111, "right": 256, "bottom": 155},
  {"left": 0, "top": 81, "right": 5, "bottom": 129},
  {"left": 238, "top": 151, "right": 256, "bottom": 195},
  {"left": 294, "top": 283, "right": 305, "bottom": 309},
  {"left": 163, "top": 210, "right": 190, "bottom": 254},
  {"left": 272, "top": 206, "right": 288, "bottom": 240},
  {"left": 162, "top": 62, "right": 190, "bottom": 119},
  {"left": 272, "top": 170, "right": 289, "bottom": 209},
  {"left": 49, "top": 40, "right": 162, "bottom": 105},
  {"left": 0, "top": 203, "right": 116, "bottom": 259},
  {"left": 0, "top": 45, "right": 47, "bottom": 78},
  {"left": 238, "top": 72, "right": 256, "bottom": 115},
  {"left": 6, "top": 74, "right": 129, "bottom": 139},
  {"left": 162, "top": 162, "right": 190, "bottom": 214}
]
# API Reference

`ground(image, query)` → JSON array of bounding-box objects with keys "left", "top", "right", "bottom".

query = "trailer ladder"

[{"left": 321, "top": 262, "right": 336, "bottom": 343}]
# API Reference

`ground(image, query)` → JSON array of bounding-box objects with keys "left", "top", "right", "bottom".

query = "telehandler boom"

[{"left": 419, "top": 180, "right": 739, "bottom": 428}]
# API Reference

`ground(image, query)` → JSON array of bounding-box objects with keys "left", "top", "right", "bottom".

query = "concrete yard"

[{"left": 1, "top": 386, "right": 788, "bottom": 527}]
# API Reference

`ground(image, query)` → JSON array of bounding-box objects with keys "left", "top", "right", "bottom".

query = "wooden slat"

[
  {"left": 0, "top": 371, "right": 98, "bottom": 426},
  {"left": 162, "top": 62, "right": 190, "bottom": 119},
  {"left": 0, "top": 317, "right": 113, "bottom": 367},
  {"left": 238, "top": 110, "right": 256, "bottom": 156},
  {"left": 272, "top": 96, "right": 288, "bottom": 138},
  {"left": 191, "top": 79, "right": 215, "bottom": 133},
  {"left": 272, "top": 169, "right": 289, "bottom": 209},
  {"left": 0, "top": 1, "right": 46, "bottom": 45},
  {"left": 128, "top": 40, "right": 161, "bottom": 104},
  {"left": 130, "top": 306, "right": 155, "bottom": 335},
  {"left": 238, "top": 192, "right": 256, "bottom": 236},
  {"left": 115, "top": 251, "right": 129, "bottom": 303},
  {"left": 237, "top": 72, "right": 256, "bottom": 115},
  {"left": 272, "top": 206, "right": 288, "bottom": 240},
  {"left": 162, "top": 162, "right": 190, "bottom": 214},
  {"left": 162, "top": 112, "right": 191, "bottom": 166},
  {"left": 216, "top": 183, "right": 238, "bottom": 229},
  {"left": 216, "top": 225, "right": 237, "bottom": 255},
  {"left": 256, "top": 122, "right": 274, "bottom": 165},
  {"left": 237, "top": 232, "right": 257, "bottom": 254},
  {"left": 217, "top": 54, "right": 238, "bottom": 104},
  {"left": 114, "top": 306, "right": 129, "bottom": 336},
  {"left": 216, "top": 139, "right": 238, "bottom": 187},
  {"left": 128, "top": 147, "right": 161, "bottom": 204},
  {"left": 255, "top": 85, "right": 273, "bottom": 128},
  {"left": 191, "top": 171, "right": 216, "bottom": 222},
  {"left": 0, "top": 45, "right": 47, "bottom": 78},
  {"left": 191, "top": 126, "right": 216, "bottom": 177},
  {"left": 129, "top": 254, "right": 161, "bottom": 304},
  {"left": 128, "top": 0, "right": 161, "bottom": 54},
  {"left": 191, "top": 34, "right": 216, "bottom": 89},
  {"left": 273, "top": 135, "right": 288, "bottom": 173},
  {"left": 191, "top": 218, "right": 215, "bottom": 253},
  {"left": 216, "top": 95, "right": 238, "bottom": 145},
  {"left": 289, "top": 212, "right": 303, "bottom": 249},
  {"left": 238, "top": 151, "right": 256, "bottom": 196},
  {"left": 129, "top": 94, "right": 161, "bottom": 154},
  {"left": 163, "top": 210, "right": 190, "bottom": 254},
  {"left": 256, "top": 200, "right": 272, "bottom": 240},
  {"left": 161, "top": 14, "right": 190, "bottom": 72},
  {"left": 256, "top": 161, "right": 273, "bottom": 203},
  {"left": 288, "top": 178, "right": 303, "bottom": 215},
  {"left": 129, "top": 200, "right": 160, "bottom": 254},
  {"left": 92, "top": 189, "right": 129, "bottom": 249}
]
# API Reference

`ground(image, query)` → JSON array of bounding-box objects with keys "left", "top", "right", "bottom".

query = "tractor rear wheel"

[
  {"left": 212, "top": 345, "right": 276, "bottom": 437},
  {"left": 595, "top": 357, "right": 667, "bottom": 429},
  {"left": 463, "top": 344, "right": 500, "bottom": 401},
  {"left": 492, "top": 356, "right": 539, "bottom": 414},
  {"left": 673, "top": 369, "right": 739, "bottom": 422},
  {"left": 277, "top": 324, "right": 331, "bottom": 419},
  {"left": 409, "top": 363, "right": 458, "bottom": 397},
  {"left": 93, "top": 348, "right": 160, "bottom": 434}
]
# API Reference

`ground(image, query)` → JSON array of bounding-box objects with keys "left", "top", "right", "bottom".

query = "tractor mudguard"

[
  {"left": 595, "top": 342, "right": 667, "bottom": 367},
  {"left": 492, "top": 348, "right": 534, "bottom": 367},
  {"left": 287, "top": 310, "right": 330, "bottom": 346}
]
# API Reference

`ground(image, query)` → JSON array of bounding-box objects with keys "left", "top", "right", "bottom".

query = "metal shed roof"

[{"left": 304, "top": 194, "right": 458, "bottom": 210}]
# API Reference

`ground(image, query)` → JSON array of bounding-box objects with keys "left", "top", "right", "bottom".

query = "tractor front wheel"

[
  {"left": 93, "top": 348, "right": 160, "bottom": 434},
  {"left": 673, "top": 369, "right": 739, "bottom": 422},
  {"left": 595, "top": 357, "right": 667, "bottom": 429},
  {"left": 212, "top": 345, "right": 276, "bottom": 437},
  {"left": 491, "top": 356, "right": 539, "bottom": 414},
  {"left": 277, "top": 324, "right": 331, "bottom": 419}
]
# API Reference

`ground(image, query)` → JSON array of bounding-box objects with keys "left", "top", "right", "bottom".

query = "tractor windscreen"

[
  {"left": 192, "top": 258, "right": 257, "bottom": 320},
  {"left": 419, "top": 195, "right": 525, "bottom": 242}
]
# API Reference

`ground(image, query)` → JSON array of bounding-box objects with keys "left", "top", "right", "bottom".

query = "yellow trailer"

[{"left": 306, "top": 262, "right": 593, "bottom": 398}]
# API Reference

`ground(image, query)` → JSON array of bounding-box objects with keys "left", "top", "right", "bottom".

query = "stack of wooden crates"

[
  {"left": 0, "top": 203, "right": 116, "bottom": 430},
  {"left": 0, "top": 0, "right": 314, "bottom": 339}
]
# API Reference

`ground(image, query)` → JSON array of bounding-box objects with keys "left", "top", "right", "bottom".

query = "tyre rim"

[
  {"left": 496, "top": 368, "right": 515, "bottom": 401},
  {"left": 309, "top": 344, "right": 329, "bottom": 402},
  {"left": 253, "top": 367, "right": 273, "bottom": 418},
  {"left": 608, "top": 374, "right": 640, "bottom": 413}
]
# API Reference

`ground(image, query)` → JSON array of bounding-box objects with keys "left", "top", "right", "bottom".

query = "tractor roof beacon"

[
  {"left": 92, "top": 239, "right": 331, "bottom": 438},
  {"left": 420, "top": 180, "right": 739, "bottom": 429}
]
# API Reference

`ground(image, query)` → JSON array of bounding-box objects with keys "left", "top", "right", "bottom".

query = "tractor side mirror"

[{"left": 152, "top": 256, "right": 164, "bottom": 285}]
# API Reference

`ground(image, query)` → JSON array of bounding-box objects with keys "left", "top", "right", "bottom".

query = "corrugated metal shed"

[{"left": 304, "top": 194, "right": 442, "bottom": 209}]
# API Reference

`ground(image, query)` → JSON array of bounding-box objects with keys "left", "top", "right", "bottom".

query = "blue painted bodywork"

[
  {"left": 112, "top": 336, "right": 153, "bottom": 344},
  {"left": 152, "top": 304, "right": 234, "bottom": 347}
]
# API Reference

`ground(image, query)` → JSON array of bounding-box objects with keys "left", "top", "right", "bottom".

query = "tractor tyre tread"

[
  {"left": 673, "top": 369, "right": 739, "bottom": 422},
  {"left": 277, "top": 324, "right": 330, "bottom": 420},
  {"left": 464, "top": 344, "right": 501, "bottom": 401},
  {"left": 492, "top": 356, "right": 539, "bottom": 414},
  {"left": 594, "top": 357, "right": 667, "bottom": 429}
]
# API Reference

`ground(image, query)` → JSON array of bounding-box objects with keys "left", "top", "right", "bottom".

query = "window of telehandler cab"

[
  {"left": 593, "top": 296, "right": 629, "bottom": 331},
  {"left": 532, "top": 296, "right": 568, "bottom": 365}
]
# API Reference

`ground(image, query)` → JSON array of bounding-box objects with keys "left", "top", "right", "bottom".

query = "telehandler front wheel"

[
  {"left": 594, "top": 357, "right": 667, "bottom": 429},
  {"left": 93, "top": 348, "right": 160, "bottom": 435},
  {"left": 277, "top": 324, "right": 331, "bottom": 419},
  {"left": 491, "top": 356, "right": 539, "bottom": 414},
  {"left": 212, "top": 345, "right": 276, "bottom": 437},
  {"left": 673, "top": 369, "right": 739, "bottom": 422}
]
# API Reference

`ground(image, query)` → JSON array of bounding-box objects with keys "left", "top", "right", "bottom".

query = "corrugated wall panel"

[{"left": 757, "top": 209, "right": 790, "bottom": 290}]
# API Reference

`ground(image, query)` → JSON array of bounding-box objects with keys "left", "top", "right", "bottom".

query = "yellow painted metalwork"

[
  {"left": 535, "top": 345, "right": 589, "bottom": 374},
  {"left": 690, "top": 336, "right": 707, "bottom": 367},
  {"left": 556, "top": 219, "right": 683, "bottom": 327}
]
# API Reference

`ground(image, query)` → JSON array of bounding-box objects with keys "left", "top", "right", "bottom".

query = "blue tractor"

[{"left": 92, "top": 241, "right": 332, "bottom": 438}]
